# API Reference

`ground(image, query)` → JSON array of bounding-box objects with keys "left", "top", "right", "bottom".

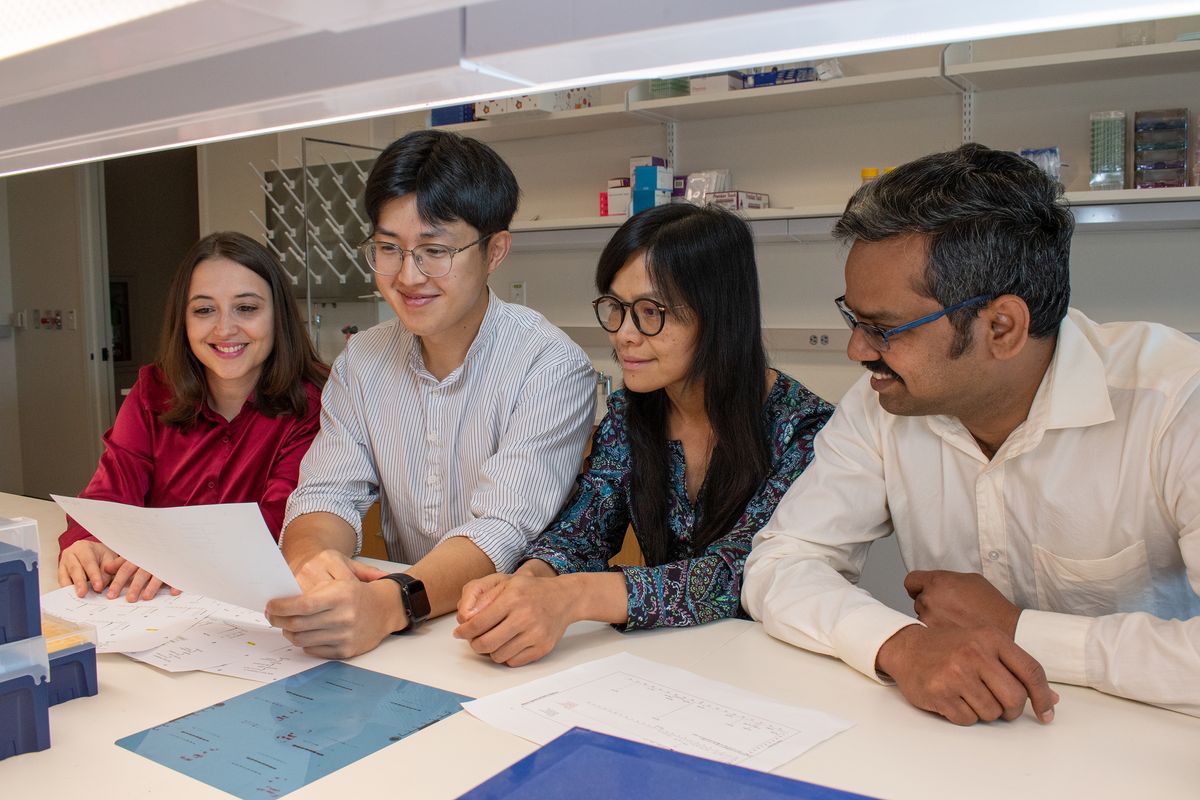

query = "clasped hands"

[
  {"left": 878, "top": 569, "right": 1059, "bottom": 726},
  {"left": 453, "top": 561, "right": 583, "bottom": 667}
]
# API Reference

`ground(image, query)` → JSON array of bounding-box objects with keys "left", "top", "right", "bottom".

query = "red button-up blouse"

[{"left": 58, "top": 364, "right": 323, "bottom": 553}]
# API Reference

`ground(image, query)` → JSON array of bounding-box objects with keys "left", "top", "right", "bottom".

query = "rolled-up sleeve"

[{"left": 446, "top": 356, "right": 595, "bottom": 572}]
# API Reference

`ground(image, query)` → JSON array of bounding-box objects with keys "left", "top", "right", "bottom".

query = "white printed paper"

[
  {"left": 463, "top": 652, "right": 852, "bottom": 772},
  {"left": 41, "top": 587, "right": 209, "bottom": 652},
  {"left": 41, "top": 586, "right": 323, "bottom": 682},
  {"left": 52, "top": 495, "right": 300, "bottom": 611}
]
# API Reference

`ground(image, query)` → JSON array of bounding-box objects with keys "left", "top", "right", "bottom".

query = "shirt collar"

[
  {"left": 923, "top": 309, "right": 1114, "bottom": 458},
  {"left": 1034, "top": 309, "right": 1115, "bottom": 432},
  {"left": 406, "top": 288, "right": 502, "bottom": 381}
]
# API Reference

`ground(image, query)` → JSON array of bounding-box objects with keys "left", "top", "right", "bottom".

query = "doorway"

[{"left": 102, "top": 148, "right": 200, "bottom": 414}]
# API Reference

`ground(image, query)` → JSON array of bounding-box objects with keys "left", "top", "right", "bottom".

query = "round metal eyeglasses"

[
  {"left": 592, "top": 295, "right": 673, "bottom": 337},
  {"left": 357, "top": 234, "right": 490, "bottom": 279}
]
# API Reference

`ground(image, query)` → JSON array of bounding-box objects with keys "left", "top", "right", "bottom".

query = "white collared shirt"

[
  {"left": 283, "top": 292, "right": 595, "bottom": 571},
  {"left": 743, "top": 309, "right": 1200, "bottom": 715}
]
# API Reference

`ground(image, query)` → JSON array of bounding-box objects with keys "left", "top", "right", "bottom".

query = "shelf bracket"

[{"left": 961, "top": 89, "right": 975, "bottom": 144}]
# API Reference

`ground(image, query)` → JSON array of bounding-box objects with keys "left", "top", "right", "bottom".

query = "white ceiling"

[{"left": 1, "top": 0, "right": 1198, "bottom": 176}]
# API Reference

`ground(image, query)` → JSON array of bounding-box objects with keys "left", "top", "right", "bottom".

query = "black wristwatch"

[{"left": 381, "top": 573, "right": 430, "bottom": 634}]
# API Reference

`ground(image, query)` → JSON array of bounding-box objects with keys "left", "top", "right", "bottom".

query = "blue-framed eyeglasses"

[{"left": 834, "top": 294, "right": 992, "bottom": 351}]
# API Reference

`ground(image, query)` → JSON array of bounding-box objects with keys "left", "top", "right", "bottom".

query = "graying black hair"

[{"left": 833, "top": 143, "right": 1072, "bottom": 353}]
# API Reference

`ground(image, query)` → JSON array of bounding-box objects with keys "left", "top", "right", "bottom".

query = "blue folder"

[
  {"left": 118, "top": 662, "right": 471, "bottom": 799},
  {"left": 458, "top": 728, "right": 878, "bottom": 799}
]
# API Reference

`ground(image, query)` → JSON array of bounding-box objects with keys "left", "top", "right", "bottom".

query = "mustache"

[{"left": 862, "top": 359, "right": 901, "bottom": 380}]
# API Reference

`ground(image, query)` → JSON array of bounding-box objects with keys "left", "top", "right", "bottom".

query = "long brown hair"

[{"left": 156, "top": 231, "right": 327, "bottom": 426}]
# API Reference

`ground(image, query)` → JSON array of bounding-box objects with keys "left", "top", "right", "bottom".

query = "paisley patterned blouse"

[{"left": 522, "top": 371, "right": 834, "bottom": 630}]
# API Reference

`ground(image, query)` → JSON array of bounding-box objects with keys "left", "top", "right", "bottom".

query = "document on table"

[
  {"left": 117, "top": 662, "right": 472, "bottom": 800},
  {"left": 41, "top": 586, "right": 323, "bottom": 682},
  {"left": 52, "top": 495, "right": 300, "bottom": 611},
  {"left": 463, "top": 652, "right": 852, "bottom": 772}
]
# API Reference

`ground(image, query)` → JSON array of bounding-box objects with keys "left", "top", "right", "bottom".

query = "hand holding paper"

[{"left": 52, "top": 495, "right": 301, "bottom": 612}]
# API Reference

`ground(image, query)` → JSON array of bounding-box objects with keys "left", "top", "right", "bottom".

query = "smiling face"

[
  {"left": 185, "top": 257, "right": 274, "bottom": 404},
  {"left": 371, "top": 194, "right": 502, "bottom": 351},
  {"left": 608, "top": 253, "right": 698, "bottom": 396},
  {"left": 843, "top": 234, "right": 990, "bottom": 419}
]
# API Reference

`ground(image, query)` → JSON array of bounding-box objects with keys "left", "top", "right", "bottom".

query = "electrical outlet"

[
  {"left": 32, "top": 308, "right": 41, "bottom": 330},
  {"left": 66, "top": 309, "right": 78, "bottom": 331},
  {"left": 807, "top": 332, "right": 832, "bottom": 348},
  {"left": 509, "top": 281, "right": 527, "bottom": 305},
  {"left": 765, "top": 328, "right": 850, "bottom": 352}
]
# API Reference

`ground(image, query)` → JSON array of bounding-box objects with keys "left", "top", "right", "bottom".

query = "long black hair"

[{"left": 596, "top": 204, "right": 771, "bottom": 566}]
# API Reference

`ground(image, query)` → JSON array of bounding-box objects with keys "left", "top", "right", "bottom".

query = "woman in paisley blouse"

[{"left": 454, "top": 203, "right": 834, "bottom": 665}]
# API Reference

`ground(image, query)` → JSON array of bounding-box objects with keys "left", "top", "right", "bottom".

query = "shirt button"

[
  {"left": 222, "top": 437, "right": 230, "bottom": 444},
  {"left": 987, "top": 550, "right": 1001, "bottom": 562},
  {"left": 427, "top": 431, "right": 437, "bottom": 443},
  {"left": 426, "top": 474, "right": 438, "bottom": 486},
  {"left": 207, "top": 481, "right": 215, "bottom": 490}
]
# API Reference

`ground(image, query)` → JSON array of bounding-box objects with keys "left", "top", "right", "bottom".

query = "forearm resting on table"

[
  {"left": 280, "top": 511, "right": 358, "bottom": 570},
  {"left": 408, "top": 536, "right": 500, "bottom": 620},
  {"left": 517, "top": 560, "right": 630, "bottom": 625}
]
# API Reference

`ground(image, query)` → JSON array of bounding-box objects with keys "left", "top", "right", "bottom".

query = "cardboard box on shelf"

[{"left": 705, "top": 190, "right": 770, "bottom": 210}]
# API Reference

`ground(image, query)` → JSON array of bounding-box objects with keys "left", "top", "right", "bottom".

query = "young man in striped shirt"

[{"left": 266, "top": 131, "right": 595, "bottom": 658}]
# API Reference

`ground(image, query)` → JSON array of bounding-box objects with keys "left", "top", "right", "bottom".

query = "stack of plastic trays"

[
  {"left": 1134, "top": 108, "right": 1189, "bottom": 188},
  {"left": 0, "top": 517, "right": 51, "bottom": 759}
]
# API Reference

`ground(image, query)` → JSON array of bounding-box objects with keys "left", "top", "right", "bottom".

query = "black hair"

[
  {"left": 833, "top": 143, "right": 1073, "bottom": 354},
  {"left": 364, "top": 129, "right": 519, "bottom": 237},
  {"left": 596, "top": 204, "right": 771, "bottom": 566}
]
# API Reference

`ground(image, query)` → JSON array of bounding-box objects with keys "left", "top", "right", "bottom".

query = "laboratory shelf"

[
  {"left": 946, "top": 39, "right": 1200, "bottom": 91},
  {"left": 629, "top": 67, "right": 957, "bottom": 121}
]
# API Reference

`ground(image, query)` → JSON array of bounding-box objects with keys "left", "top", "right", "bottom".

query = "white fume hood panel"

[
  {"left": 462, "top": 0, "right": 1200, "bottom": 85},
  {"left": 0, "top": 8, "right": 523, "bottom": 176}
]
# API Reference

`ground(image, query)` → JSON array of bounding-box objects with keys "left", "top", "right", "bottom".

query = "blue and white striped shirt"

[{"left": 283, "top": 292, "right": 595, "bottom": 571}]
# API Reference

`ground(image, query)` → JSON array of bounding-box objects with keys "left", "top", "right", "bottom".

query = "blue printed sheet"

[{"left": 117, "top": 661, "right": 471, "bottom": 798}]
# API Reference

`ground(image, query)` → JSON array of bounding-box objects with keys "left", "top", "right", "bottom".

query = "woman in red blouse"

[{"left": 57, "top": 232, "right": 328, "bottom": 601}]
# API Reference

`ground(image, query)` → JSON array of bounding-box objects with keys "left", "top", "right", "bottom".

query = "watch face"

[
  {"left": 404, "top": 577, "right": 431, "bottom": 621},
  {"left": 391, "top": 573, "right": 430, "bottom": 624}
]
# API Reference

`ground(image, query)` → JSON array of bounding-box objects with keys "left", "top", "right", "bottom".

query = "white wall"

[{"left": 7, "top": 167, "right": 100, "bottom": 500}]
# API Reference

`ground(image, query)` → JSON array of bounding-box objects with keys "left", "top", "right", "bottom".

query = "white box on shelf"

[
  {"left": 606, "top": 187, "right": 631, "bottom": 217},
  {"left": 474, "top": 98, "right": 510, "bottom": 117},
  {"left": 689, "top": 74, "right": 744, "bottom": 94}
]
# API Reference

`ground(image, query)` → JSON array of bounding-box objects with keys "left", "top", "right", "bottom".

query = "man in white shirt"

[
  {"left": 266, "top": 131, "right": 595, "bottom": 658},
  {"left": 743, "top": 143, "right": 1200, "bottom": 724}
]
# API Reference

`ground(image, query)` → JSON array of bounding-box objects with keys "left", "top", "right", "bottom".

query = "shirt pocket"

[{"left": 1032, "top": 540, "right": 1152, "bottom": 616}]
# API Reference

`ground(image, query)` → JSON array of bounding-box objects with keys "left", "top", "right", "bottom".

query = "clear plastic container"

[{"left": 1090, "top": 111, "right": 1126, "bottom": 190}]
